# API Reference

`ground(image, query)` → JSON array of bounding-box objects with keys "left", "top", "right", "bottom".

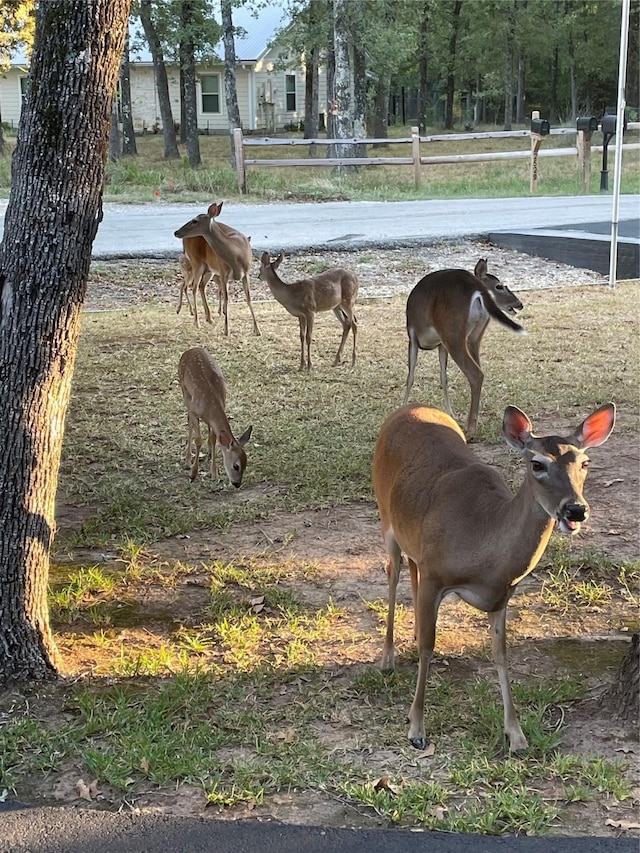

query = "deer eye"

[
  {"left": 531, "top": 459, "right": 545, "bottom": 472},
  {"left": 233, "top": 463, "right": 240, "bottom": 471},
  {"left": 582, "top": 460, "right": 589, "bottom": 470},
  {"left": 496, "top": 283, "right": 504, "bottom": 290}
]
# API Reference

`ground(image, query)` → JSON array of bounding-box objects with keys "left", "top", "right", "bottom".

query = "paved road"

[
  {"left": 1, "top": 194, "right": 638, "bottom": 258},
  {"left": 0, "top": 804, "right": 637, "bottom": 853}
]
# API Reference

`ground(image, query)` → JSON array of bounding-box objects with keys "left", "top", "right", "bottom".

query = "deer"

[
  {"left": 404, "top": 258, "right": 525, "bottom": 439},
  {"left": 258, "top": 251, "right": 358, "bottom": 371},
  {"left": 174, "top": 202, "right": 261, "bottom": 337},
  {"left": 372, "top": 401, "right": 615, "bottom": 752},
  {"left": 176, "top": 251, "right": 218, "bottom": 322},
  {"left": 177, "top": 346, "right": 252, "bottom": 488}
]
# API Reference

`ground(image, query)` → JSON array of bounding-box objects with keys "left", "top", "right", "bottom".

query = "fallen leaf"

[
  {"left": 75, "top": 779, "right": 92, "bottom": 801},
  {"left": 604, "top": 478, "right": 624, "bottom": 487},
  {"left": 373, "top": 776, "right": 400, "bottom": 796},
  {"left": 276, "top": 728, "right": 296, "bottom": 743},
  {"left": 606, "top": 818, "right": 640, "bottom": 830},
  {"left": 88, "top": 779, "right": 100, "bottom": 799},
  {"left": 417, "top": 743, "right": 436, "bottom": 759},
  {"left": 429, "top": 805, "right": 448, "bottom": 820},
  {"left": 140, "top": 756, "right": 150, "bottom": 773},
  {"left": 250, "top": 595, "right": 265, "bottom": 607}
]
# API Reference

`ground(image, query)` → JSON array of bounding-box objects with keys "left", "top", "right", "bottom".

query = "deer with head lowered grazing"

[
  {"left": 178, "top": 346, "right": 252, "bottom": 488},
  {"left": 258, "top": 252, "right": 358, "bottom": 370},
  {"left": 174, "top": 202, "right": 261, "bottom": 337},
  {"left": 372, "top": 401, "right": 615, "bottom": 751},
  {"left": 404, "top": 259, "right": 524, "bottom": 439}
]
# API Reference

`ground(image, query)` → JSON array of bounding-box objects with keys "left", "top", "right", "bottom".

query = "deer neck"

[
  {"left": 498, "top": 476, "right": 556, "bottom": 587},
  {"left": 203, "top": 222, "right": 239, "bottom": 270}
]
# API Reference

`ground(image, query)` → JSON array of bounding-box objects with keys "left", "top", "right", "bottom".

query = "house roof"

[{"left": 9, "top": 3, "right": 291, "bottom": 67}]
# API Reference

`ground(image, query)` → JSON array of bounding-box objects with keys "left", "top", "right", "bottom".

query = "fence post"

[
  {"left": 529, "top": 111, "right": 543, "bottom": 193},
  {"left": 411, "top": 126, "right": 421, "bottom": 189},
  {"left": 234, "top": 127, "right": 247, "bottom": 195},
  {"left": 576, "top": 129, "right": 592, "bottom": 194}
]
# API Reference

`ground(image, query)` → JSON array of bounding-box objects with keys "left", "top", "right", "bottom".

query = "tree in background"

[
  {"left": 180, "top": 0, "right": 202, "bottom": 168},
  {"left": 221, "top": 0, "right": 242, "bottom": 170},
  {"left": 137, "top": 0, "right": 180, "bottom": 158},
  {"left": 0, "top": 0, "right": 35, "bottom": 156},
  {"left": 0, "top": 0, "right": 130, "bottom": 684},
  {"left": 121, "top": 31, "right": 138, "bottom": 156}
]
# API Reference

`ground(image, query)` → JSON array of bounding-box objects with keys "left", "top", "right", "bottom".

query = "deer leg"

[
  {"left": 488, "top": 607, "right": 528, "bottom": 751},
  {"left": 242, "top": 273, "right": 261, "bottom": 337},
  {"left": 298, "top": 317, "right": 306, "bottom": 371},
  {"left": 305, "top": 313, "right": 314, "bottom": 370},
  {"left": 407, "top": 579, "right": 440, "bottom": 750},
  {"left": 183, "top": 406, "right": 194, "bottom": 468},
  {"left": 332, "top": 306, "right": 351, "bottom": 366},
  {"left": 404, "top": 331, "right": 420, "bottom": 404},
  {"left": 219, "top": 272, "right": 230, "bottom": 337},
  {"left": 438, "top": 345, "right": 455, "bottom": 418},
  {"left": 189, "top": 415, "right": 202, "bottom": 481},
  {"left": 198, "top": 269, "right": 213, "bottom": 325},
  {"left": 381, "top": 534, "right": 402, "bottom": 671},
  {"left": 408, "top": 557, "right": 419, "bottom": 639},
  {"left": 208, "top": 426, "right": 218, "bottom": 481},
  {"left": 446, "top": 342, "right": 483, "bottom": 439},
  {"left": 350, "top": 312, "right": 358, "bottom": 366}
]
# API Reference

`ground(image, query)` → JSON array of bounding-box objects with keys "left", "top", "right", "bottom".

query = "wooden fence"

[{"left": 233, "top": 121, "right": 640, "bottom": 196}]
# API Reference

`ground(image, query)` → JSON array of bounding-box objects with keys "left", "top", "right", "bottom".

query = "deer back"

[{"left": 178, "top": 346, "right": 228, "bottom": 427}]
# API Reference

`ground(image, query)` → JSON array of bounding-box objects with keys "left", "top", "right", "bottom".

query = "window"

[
  {"left": 201, "top": 75, "right": 220, "bottom": 114},
  {"left": 285, "top": 74, "right": 296, "bottom": 112}
]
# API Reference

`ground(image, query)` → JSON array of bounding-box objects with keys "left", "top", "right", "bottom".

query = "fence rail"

[{"left": 233, "top": 121, "right": 640, "bottom": 196}]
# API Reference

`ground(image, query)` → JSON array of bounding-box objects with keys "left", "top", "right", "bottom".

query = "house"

[{"left": 1, "top": 4, "right": 327, "bottom": 135}]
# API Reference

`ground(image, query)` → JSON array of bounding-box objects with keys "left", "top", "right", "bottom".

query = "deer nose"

[{"left": 564, "top": 502, "right": 588, "bottom": 522}]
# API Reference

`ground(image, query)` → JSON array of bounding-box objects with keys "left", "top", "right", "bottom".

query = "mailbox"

[
  {"left": 576, "top": 116, "right": 598, "bottom": 133},
  {"left": 531, "top": 117, "right": 550, "bottom": 135},
  {"left": 601, "top": 109, "right": 628, "bottom": 135}
]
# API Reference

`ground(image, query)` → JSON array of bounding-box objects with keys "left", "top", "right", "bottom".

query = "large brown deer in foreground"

[
  {"left": 174, "top": 202, "right": 261, "bottom": 337},
  {"left": 258, "top": 252, "right": 358, "bottom": 370},
  {"left": 178, "top": 346, "right": 252, "bottom": 488},
  {"left": 404, "top": 259, "right": 524, "bottom": 438},
  {"left": 372, "top": 401, "right": 615, "bottom": 751}
]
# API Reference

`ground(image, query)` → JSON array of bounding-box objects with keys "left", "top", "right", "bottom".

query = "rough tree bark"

[
  {"left": 0, "top": 0, "right": 131, "bottom": 684},
  {"left": 333, "top": 0, "right": 356, "bottom": 167},
  {"left": 601, "top": 634, "right": 639, "bottom": 724},
  {"left": 139, "top": 0, "right": 179, "bottom": 158},
  {"left": 180, "top": 0, "right": 201, "bottom": 168},
  {"left": 120, "top": 31, "right": 138, "bottom": 156},
  {"left": 417, "top": 1, "right": 429, "bottom": 135},
  {"left": 221, "top": 0, "right": 242, "bottom": 171}
]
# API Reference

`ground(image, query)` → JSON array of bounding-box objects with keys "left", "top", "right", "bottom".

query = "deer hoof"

[{"left": 409, "top": 735, "right": 428, "bottom": 751}]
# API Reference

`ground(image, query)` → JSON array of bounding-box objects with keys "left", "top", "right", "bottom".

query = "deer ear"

[
  {"left": 261, "top": 252, "right": 270, "bottom": 265},
  {"left": 274, "top": 252, "right": 284, "bottom": 269},
  {"left": 238, "top": 425, "right": 253, "bottom": 447},
  {"left": 573, "top": 403, "right": 615, "bottom": 448},
  {"left": 208, "top": 201, "right": 223, "bottom": 217},
  {"left": 219, "top": 429, "right": 233, "bottom": 449},
  {"left": 474, "top": 258, "right": 488, "bottom": 278},
  {"left": 503, "top": 406, "right": 533, "bottom": 450}
]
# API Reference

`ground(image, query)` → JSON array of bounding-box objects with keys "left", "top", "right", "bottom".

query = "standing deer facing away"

[
  {"left": 404, "top": 259, "right": 525, "bottom": 438},
  {"left": 178, "top": 346, "right": 252, "bottom": 488},
  {"left": 258, "top": 252, "right": 358, "bottom": 370},
  {"left": 372, "top": 402, "right": 615, "bottom": 751},
  {"left": 174, "top": 202, "right": 261, "bottom": 337}
]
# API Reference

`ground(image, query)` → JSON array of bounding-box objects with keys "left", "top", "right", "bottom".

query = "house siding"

[{"left": 0, "top": 67, "right": 27, "bottom": 128}]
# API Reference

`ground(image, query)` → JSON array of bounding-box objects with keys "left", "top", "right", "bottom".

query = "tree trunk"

[
  {"left": 417, "top": 2, "right": 429, "bottom": 134},
  {"left": 602, "top": 634, "right": 640, "bottom": 724},
  {"left": 516, "top": 50, "right": 525, "bottom": 125},
  {"left": 120, "top": 32, "right": 137, "bottom": 156},
  {"left": 304, "top": 46, "right": 320, "bottom": 156},
  {"left": 444, "top": 0, "right": 462, "bottom": 130},
  {"left": 304, "top": 0, "right": 321, "bottom": 156},
  {"left": 325, "top": 0, "right": 336, "bottom": 158},
  {"left": 0, "top": 0, "right": 130, "bottom": 685},
  {"left": 221, "top": 0, "right": 242, "bottom": 170},
  {"left": 0, "top": 121, "right": 6, "bottom": 157},
  {"left": 352, "top": 5, "right": 367, "bottom": 156},
  {"left": 109, "top": 100, "right": 121, "bottom": 161},
  {"left": 139, "top": 0, "right": 179, "bottom": 159},
  {"left": 371, "top": 72, "right": 390, "bottom": 141},
  {"left": 503, "top": 2, "right": 515, "bottom": 131},
  {"left": 181, "top": 0, "right": 201, "bottom": 168},
  {"left": 332, "top": 0, "right": 356, "bottom": 166}
]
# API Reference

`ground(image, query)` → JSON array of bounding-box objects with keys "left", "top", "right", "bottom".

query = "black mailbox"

[
  {"left": 531, "top": 118, "right": 550, "bottom": 135},
  {"left": 577, "top": 116, "right": 598, "bottom": 132},
  {"left": 601, "top": 113, "right": 618, "bottom": 135}
]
